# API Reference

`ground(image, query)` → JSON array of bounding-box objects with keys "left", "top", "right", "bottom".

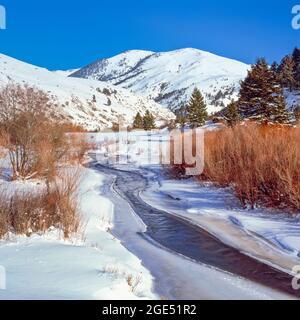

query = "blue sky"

[{"left": 0, "top": 0, "right": 299, "bottom": 69}]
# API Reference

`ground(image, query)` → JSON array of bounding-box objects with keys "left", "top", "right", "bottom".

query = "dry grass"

[
  {"left": 126, "top": 274, "right": 142, "bottom": 293},
  {"left": 0, "top": 169, "right": 82, "bottom": 239},
  {"left": 101, "top": 264, "right": 143, "bottom": 294},
  {"left": 66, "top": 134, "right": 96, "bottom": 164},
  {"left": 60, "top": 123, "right": 87, "bottom": 133},
  {"left": 172, "top": 123, "right": 300, "bottom": 212}
]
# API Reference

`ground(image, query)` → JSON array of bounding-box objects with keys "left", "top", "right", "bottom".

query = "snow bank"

[
  {"left": 141, "top": 175, "right": 300, "bottom": 274},
  {"left": 0, "top": 167, "right": 157, "bottom": 300},
  {"left": 91, "top": 129, "right": 300, "bottom": 275}
]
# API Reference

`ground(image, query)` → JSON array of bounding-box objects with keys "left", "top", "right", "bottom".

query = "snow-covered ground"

[
  {"left": 90, "top": 129, "right": 300, "bottom": 275},
  {"left": 1, "top": 128, "right": 300, "bottom": 300},
  {"left": 91, "top": 164, "right": 294, "bottom": 299},
  {"left": 0, "top": 167, "right": 157, "bottom": 300},
  {"left": 141, "top": 175, "right": 300, "bottom": 274}
]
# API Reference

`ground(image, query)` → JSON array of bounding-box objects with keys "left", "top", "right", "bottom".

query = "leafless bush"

[
  {"left": 0, "top": 169, "right": 82, "bottom": 239},
  {"left": 0, "top": 83, "right": 91, "bottom": 180},
  {"left": 49, "top": 168, "right": 83, "bottom": 238},
  {"left": 200, "top": 123, "right": 300, "bottom": 211},
  {"left": 126, "top": 274, "right": 143, "bottom": 293},
  {"left": 0, "top": 83, "right": 66, "bottom": 180},
  {"left": 172, "top": 123, "right": 300, "bottom": 212},
  {"left": 0, "top": 189, "right": 10, "bottom": 238},
  {"left": 67, "top": 134, "right": 96, "bottom": 164}
]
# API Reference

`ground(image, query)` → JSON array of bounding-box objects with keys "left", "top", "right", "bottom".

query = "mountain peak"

[{"left": 71, "top": 48, "right": 249, "bottom": 113}]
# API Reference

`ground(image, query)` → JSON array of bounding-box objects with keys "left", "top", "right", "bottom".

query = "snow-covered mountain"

[
  {"left": 52, "top": 69, "right": 80, "bottom": 77},
  {"left": 0, "top": 54, "right": 175, "bottom": 131},
  {"left": 71, "top": 48, "right": 250, "bottom": 113}
]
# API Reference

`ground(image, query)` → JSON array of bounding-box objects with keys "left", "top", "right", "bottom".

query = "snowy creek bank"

[
  {"left": 0, "top": 166, "right": 156, "bottom": 300},
  {"left": 141, "top": 169, "right": 300, "bottom": 273},
  {"left": 93, "top": 162, "right": 297, "bottom": 300}
]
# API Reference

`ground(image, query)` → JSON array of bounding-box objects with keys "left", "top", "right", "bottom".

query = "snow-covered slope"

[
  {"left": 52, "top": 69, "right": 80, "bottom": 77},
  {"left": 0, "top": 54, "right": 174, "bottom": 131},
  {"left": 285, "top": 89, "right": 300, "bottom": 110},
  {"left": 71, "top": 48, "right": 250, "bottom": 113}
]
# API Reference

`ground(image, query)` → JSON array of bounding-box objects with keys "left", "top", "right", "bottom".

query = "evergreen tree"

[
  {"left": 271, "top": 61, "right": 280, "bottom": 82},
  {"left": 224, "top": 100, "right": 240, "bottom": 127},
  {"left": 292, "top": 47, "right": 300, "bottom": 89},
  {"left": 278, "top": 56, "right": 295, "bottom": 91},
  {"left": 294, "top": 106, "right": 300, "bottom": 122},
  {"left": 176, "top": 113, "right": 186, "bottom": 127},
  {"left": 271, "top": 61, "right": 279, "bottom": 74},
  {"left": 111, "top": 122, "right": 120, "bottom": 132},
  {"left": 175, "top": 105, "right": 187, "bottom": 127},
  {"left": 272, "top": 95, "right": 291, "bottom": 124},
  {"left": 143, "top": 110, "right": 156, "bottom": 130},
  {"left": 238, "top": 58, "right": 285, "bottom": 122},
  {"left": 186, "top": 88, "right": 208, "bottom": 128},
  {"left": 132, "top": 112, "right": 143, "bottom": 129}
]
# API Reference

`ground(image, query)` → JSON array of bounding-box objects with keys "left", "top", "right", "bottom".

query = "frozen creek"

[{"left": 92, "top": 162, "right": 299, "bottom": 300}]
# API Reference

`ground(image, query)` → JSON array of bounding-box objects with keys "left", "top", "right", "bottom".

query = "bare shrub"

[
  {"left": 0, "top": 189, "right": 10, "bottom": 238},
  {"left": 0, "top": 84, "right": 89, "bottom": 239},
  {"left": 126, "top": 274, "right": 142, "bottom": 293},
  {"left": 0, "top": 130, "right": 8, "bottom": 157},
  {"left": 101, "top": 266, "right": 143, "bottom": 294},
  {"left": 0, "top": 168, "right": 82, "bottom": 239},
  {"left": 0, "top": 83, "right": 69, "bottom": 180},
  {"left": 202, "top": 123, "right": 300, "bottom": 211},
  {"left": 67, "top": 134, "right": 96, "bottom": 164},
  {"left": 60, "top": 123, "right": 87, "bottom": 133},
  {"left": 48, "top": 168, "right": 83, "bottom": 238},
  {"left": 172, "top": 123, "right": 300, "bottom": 212}
]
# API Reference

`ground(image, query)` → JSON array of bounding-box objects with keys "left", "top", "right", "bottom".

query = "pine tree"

[
  {"left": 238, "top": 58, "right": 285, "bottom": 122},
  {"left": 278, "top": 56, "right": 295, "bottom": 91},
  {"left": 271, "top": 61, "right": 279, "bottom": 74},
  {"left": 186, "top": 88, "right": 208, "bottom": 128},
  {"left": 176, "top": 113, "right": 186, "bottom": 127},
  {"left": 143, "top": 110, "right": 156, "bottom": 130},
  {"left": 111, "top": 122, "right": 120, "bottom": 132},
  {"left": 271, "top": 61, "right": 280, "bottom": 82},
  {"left": 292, "top": 48, "right": 300, "bottom": 89},
  {"left": 224, "top": 100, "right": 240, "bottom": 127},
  {"left": 272, "top": 95, "right": 291, "bottom": 124},
  {"left": 175, "top": 105, "right": 187, "bottom": 127},
  {"left": 132, "top": 112, "right": 143, "bottom": 129},
  {"left": 294, "top": 106, "right": 300, "bottom": 122}
]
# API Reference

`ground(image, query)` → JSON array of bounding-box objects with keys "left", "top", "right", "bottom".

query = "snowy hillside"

[
  {"left": 285, "top": 89, "right": 300, "bottom": 110},
  {"left": 0, "top": 54, "right": 174, "bottom": 131},
  {"left": 71, "top": 48, "right": 250, "bottom": 113},
  {"left": 52, "top": 69, "right": 80, "bottom": 77}
]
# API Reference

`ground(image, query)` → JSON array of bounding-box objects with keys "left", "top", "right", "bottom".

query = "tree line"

[
  {"left": 132, "top": 110, "right": 156, "bottom": 130},
  {"left": 224, "top": 48, "right": 300, "bottom": 126},
  {"left": 173, "top": 47, "right": 300, "bottom": 128}
]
